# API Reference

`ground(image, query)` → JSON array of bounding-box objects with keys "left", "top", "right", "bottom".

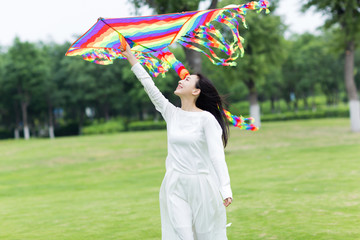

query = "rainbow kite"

[
  {"left": 66, "top": 1, "right": 267, "bottom": 131},
  {"left": 66, "top": 0, "right": 269, "bottom": 80}
]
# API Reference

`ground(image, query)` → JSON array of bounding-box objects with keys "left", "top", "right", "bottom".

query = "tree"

[
  {"left": 58, "top": 56, "right": 98, "bottom": 134},
  {"left": 302, "top": 0, "right": 360, "bottom": 131},
  {"left": 261, "top": 66, "right": 284, "bottom": 113},
  {"left": 0, "top": 48, "right": 22, "bottom": 139},
  {"left": 2, "top": 38, "right": 48, "bottom": 139},
  {"left": 218, "top": 0, "right": 285, "bottom": 127},
  {"left": 356, "top": 49, "right": 360, "bottom": 90},
  {"left": 281, "top": 33, "right": 344, "bottom": 112},
  {"left": 37, "top": 42, "right": 70, "bottom": 138},
  {"left": 316, "top": 31, "right": 345, "bottom": 106}
]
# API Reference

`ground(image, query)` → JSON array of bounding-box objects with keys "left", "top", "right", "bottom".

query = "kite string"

[
  {"left": 99, "top": 17, "right": 157, "bottom": 53},
  {"left": 99, "top": 18, "right": 186, "bottom": 78}
]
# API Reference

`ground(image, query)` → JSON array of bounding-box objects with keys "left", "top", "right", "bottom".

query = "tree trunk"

[
  {"left": 104, "top": 104, "right": 110, "bottom": 121},
  {"left": 311, "top": 92, "right": 316, "bottom": 112},
  {"left": 245, "top": 79, "right": 261, "bottom": 127},
  {"left": 78, "top": 108, "right": 85, "bottom": 135},
  {"left": 326, "top": 96, "right": 331, "bottom": 106},
  {"left": 139, "top": 103, "right": 144, "bottom": 121},
  {"left": 249, "top": 91, "right": 261, "bottom": 128},
  {"left": 154, "top": 111, "right": 160, "bottom": 122},
  {"left": 303, "top": 95, "right": 308, "bottom": 110},
  {"left": 344, "top": 41, "right": 360, "bottom": 132},
  {"left": 21, "top": 100, "right": 30, "bottom": 140},
  {"left": 335, "top": 89, "right": 339, "bottom": 105},
  {"left": 270, "top": 97, "right": 275, "bottom": 113},
  {"left": 48, "top": 101, "right": 55, "bottom": 139},
  {"left": 294, "top": 100, "right": 298, "bottom": 112},
  {"left": 14, "top": 128, "right": 20, "bottom": 139},
  {"left": 286, "top": 100, "right": 291, "bottom": 111},
  {"left": 184, "top": 48, "right": 202, "bottom": 73},
  {"left": 337, "top": 89, "right": 340, "bottom": 105},
  {"left": 208, "top": 0, "right": 218, "bottom": 9},
  {"left": 14, "top": 101, "right": 20, "bottom": 139},
  {"left": 276, "top": 98, "right": 281, "bottom": 113}
]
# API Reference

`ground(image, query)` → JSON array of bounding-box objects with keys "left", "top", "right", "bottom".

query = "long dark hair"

[{"left": 195, "top": 73, "right": 229, "bottom": 147}]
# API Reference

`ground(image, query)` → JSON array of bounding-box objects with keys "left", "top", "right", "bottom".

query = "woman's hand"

[
  {"left": 120, "top": 41, "right": 138, "bottom": 66},
  {"left": 119, "top": 41, "right": 131, "bottom": 57},
  {"left": 224, "top": 197, "right": 232, "bottom": 207}
]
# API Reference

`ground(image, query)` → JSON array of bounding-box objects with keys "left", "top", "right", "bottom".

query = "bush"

[
  {"left": 82, "top": 118, "right": 126, "bottom": 135},
  {"left": 128, "top": 121, "right": 166, "bottom": 131},
  {"left": 54, "top": 121, "right": 80, "bottom": 136},
  {"left": 261, "top": 108, "right": 349, "bottom": 122},
  {"left": 228, "top": 102, "right": 250, "bottom": 116},
  {"left": 0, "top": 127, "right": 12, "bottom": 139}
]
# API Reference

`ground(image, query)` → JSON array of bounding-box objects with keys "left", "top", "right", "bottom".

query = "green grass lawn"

[{"left": 1, "top": 118, "right": 359, "bottom": 240}]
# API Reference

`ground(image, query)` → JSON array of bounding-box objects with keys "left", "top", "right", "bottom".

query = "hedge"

[
  {"left": 261, "top": 108, "right": 349, "bottom": 122},
  {"left": 0, "top": 108, "right": 350, "bottom": 140},
  {"left": 82, "top": 118, "right": 126, "bottom": 135},
  {"left": 0, "top": 127, "right": 13, "bottom": 139},
  {"left": 128, "top": 121, "right": 166, "bottom": 131}
]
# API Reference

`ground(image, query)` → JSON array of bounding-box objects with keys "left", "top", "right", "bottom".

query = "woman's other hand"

[{"left": 224, "top": 197, "right": 232, "bottom": 207}]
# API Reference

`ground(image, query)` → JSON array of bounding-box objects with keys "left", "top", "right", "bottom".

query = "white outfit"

[{"left": 131, "top": 63, "right": 232, "bottom": 240}]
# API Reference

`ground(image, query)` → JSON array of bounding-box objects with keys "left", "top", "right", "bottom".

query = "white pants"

[{"left": 159, "top": 170, "right": 228, "bottom": 240}]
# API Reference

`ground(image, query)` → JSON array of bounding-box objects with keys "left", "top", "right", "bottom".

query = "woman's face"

[{"left": 174, "top": 74, "right": 200, "bottom": 97}]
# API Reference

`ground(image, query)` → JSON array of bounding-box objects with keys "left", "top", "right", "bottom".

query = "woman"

[{"left": 121, "top": 43, "right": 232, "bottom": 240}]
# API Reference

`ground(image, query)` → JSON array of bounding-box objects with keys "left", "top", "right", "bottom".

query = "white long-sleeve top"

[{"left": 131, "top": 62, "right": 232, "bottom": 200}]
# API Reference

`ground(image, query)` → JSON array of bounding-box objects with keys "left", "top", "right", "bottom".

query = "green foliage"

[
  {"left": 0, "top": 48, "right": 7, "bottom": 124},
  {"left": 0, "top": 127, "right": 12, "bottom": 139},
  {"left": 0, "top": 38, "right": 50, "bottom": 132},
  {"left": 282, "top": 33, "right": 344, "bottom": 106},
  {"left": 302, "top": 0, "right": 360, "bottom": 131},
  {"left": 82, "top": 118, "right": 126, "bottom": 135},
  {"left": 128, "top": 120, "right": 167, "bottom": 131},
  {"left": 356, "top": 49, "right": 360, "bottom": 88},
  {"left": 229, "top": 96, "right": 349, "bottom": 122},
  {"left": 302, "top": 0, "right": 360, "bottom": 43},
  {"left": 262, "top": 108, "right": 349, "bottom": 122},
  {"left": 229, "top": 100, "right": 250, "bottom": 115},
  {"left": 54, "top": 121, "right": 80, "bottom": 137}
]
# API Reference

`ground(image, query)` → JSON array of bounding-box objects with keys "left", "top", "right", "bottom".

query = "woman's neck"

[{"left": 180, "top": 97, "right": 201, "bottom": 112}]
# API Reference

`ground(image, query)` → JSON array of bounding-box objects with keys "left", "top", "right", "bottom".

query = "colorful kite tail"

[
  {"left": 222, "top": 108, "right": 259, "bottom": 131},
  {"left": 152, "top": 48, "right": 190, "bottom": 79}
]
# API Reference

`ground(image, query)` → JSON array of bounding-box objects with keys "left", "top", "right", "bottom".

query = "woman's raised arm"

[{"left": 120, "top": 43, "right": 176, "bottom": 122}]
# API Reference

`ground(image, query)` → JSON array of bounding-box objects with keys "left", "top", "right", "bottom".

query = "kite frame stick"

[{"left": 98, "top": 17, "right": 158, "bottom": 53}]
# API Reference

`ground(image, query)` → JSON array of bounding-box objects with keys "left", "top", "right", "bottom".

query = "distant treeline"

[{"left": 0, "top": 14, "right": 359, "bottom": 139}]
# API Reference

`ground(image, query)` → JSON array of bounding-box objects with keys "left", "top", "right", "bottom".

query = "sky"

[
  {"left": 275, "top": 0, "right": 327, "bottom": 37},
  {"left": 0, "top": 0, "right": 327, "bottom": 47}
]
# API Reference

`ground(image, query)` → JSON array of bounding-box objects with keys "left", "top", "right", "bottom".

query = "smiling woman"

[
  {"left": 174, "top": 75, "right": 201, "bottom": 97},
  {"left": 121, "top": 41, "right": 233, "bottom": 240}
]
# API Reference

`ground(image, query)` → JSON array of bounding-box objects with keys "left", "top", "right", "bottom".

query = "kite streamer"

[
  {"left": 66, "top": 0, "right": 269, "bottom": 79},
  {"left": 222, "top": 109, "right": 259, "bottom": 131}
]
